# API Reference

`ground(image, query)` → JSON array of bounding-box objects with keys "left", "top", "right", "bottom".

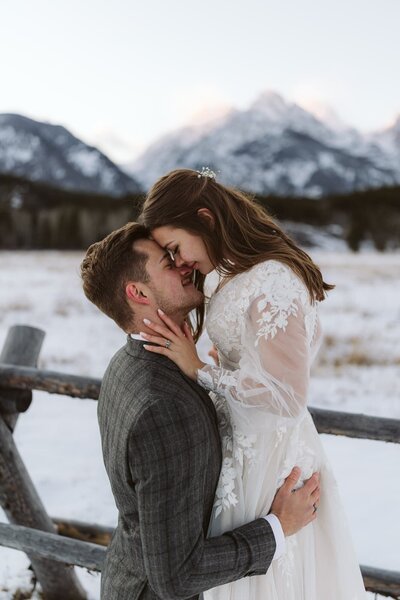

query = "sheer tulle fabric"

[
  {"left": 198, "top": 260, "right": 366, "bottom": 599},
  {"left": 198, "top": 294, "right": 310, "bottom": 433}
]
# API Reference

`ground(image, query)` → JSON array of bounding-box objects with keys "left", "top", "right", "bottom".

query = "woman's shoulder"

[
  {"left": 247, "top": 258, "right": 299, "bottom": 284},
  {"left": 249, "top": 258, "right": 291, "bottom": 276},
  {"left": 246, "top": 259, "right": 309, "bottom": 305},
  {"left": 210, "top": 259, "right": 309, "bottom": 308}
]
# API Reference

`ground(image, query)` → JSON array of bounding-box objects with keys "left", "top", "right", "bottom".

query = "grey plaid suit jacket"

[{"left": 98, "top": 336, "right": 276, "bottom": 599}]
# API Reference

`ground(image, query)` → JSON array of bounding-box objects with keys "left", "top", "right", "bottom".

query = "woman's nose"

[{"left": 174, "top": 255, "right": 185, "bottom": 268}]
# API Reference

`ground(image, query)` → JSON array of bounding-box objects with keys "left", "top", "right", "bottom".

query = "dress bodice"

[{"left": 206, "top": 259, "right": 322, "bottom": 371}]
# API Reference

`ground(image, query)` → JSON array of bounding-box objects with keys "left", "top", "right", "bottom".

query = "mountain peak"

[
  {"left": 127, "top": 89, "right": 399, "bottom": 196},
  {"left": 250, "top": 90, "right": 289, "bottom": 118}
]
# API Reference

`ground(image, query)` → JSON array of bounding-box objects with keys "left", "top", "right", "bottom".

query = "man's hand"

[{"left": 269, "top": 467, "right": 320, "bottom": 537}]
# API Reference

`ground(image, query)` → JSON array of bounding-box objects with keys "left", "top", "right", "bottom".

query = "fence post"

[
  {"left": 0, "top": 325, "right": 87, "bottom": 599},
  {"left": 0, "top": 324, "right": 44, "bottom": 431}
]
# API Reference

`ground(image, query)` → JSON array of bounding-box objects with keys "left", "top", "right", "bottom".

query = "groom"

[{"left": 81, "top": 222, "right": 320, "bottom": 600}]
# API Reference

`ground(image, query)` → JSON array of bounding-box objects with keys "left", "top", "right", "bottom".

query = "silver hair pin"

[{"left": 197, "top": 166, "right": 217, "bottom": 179}]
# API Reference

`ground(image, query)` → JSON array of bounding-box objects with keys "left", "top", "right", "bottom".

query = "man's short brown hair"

[{"left": 80, "top": 222, "right": 150, "bottom": 331}]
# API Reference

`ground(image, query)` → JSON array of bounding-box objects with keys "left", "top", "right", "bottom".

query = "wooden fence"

[{"left": 0, "top": 325, "right": 399, "bottom": 599}]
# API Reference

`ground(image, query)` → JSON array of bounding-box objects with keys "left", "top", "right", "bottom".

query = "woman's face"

[{"left": 151, "top": 226, "right": 215, "bottom": 275}]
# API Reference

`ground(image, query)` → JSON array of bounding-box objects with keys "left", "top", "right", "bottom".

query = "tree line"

[{"left": 0, "top": 174, "right": 399, "bottom": 251}]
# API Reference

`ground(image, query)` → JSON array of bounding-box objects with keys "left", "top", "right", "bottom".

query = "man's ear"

[
  {"left": 126, "top": 283, "right": 150, "bottom": 305},
  {"left": 197, "top": 208, "right": 215, "bottom": 228}
]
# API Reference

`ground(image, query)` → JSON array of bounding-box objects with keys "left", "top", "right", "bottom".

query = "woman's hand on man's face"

[{"left": 140, "top": 309, "right": 206, "bottom": 380}]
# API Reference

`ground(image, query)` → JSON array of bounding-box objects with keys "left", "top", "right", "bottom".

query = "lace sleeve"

[{"left": 197, "top": 264, "right": 311, "bottom": 432}]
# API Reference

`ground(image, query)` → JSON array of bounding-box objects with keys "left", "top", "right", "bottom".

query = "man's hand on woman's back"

[{"left": 270, "top": 467, "right": 320, "bottom": 536}]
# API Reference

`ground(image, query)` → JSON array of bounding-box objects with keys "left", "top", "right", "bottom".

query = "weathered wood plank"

[
  {"left": 50, "top": 517, "right": 400, "bottom": 596},
  {"left": 308, "top": 406, "right": 400, "bottom": 444},
  {"left": 0, "top": 364, "right": 101, "bottom": 399},
  {"left": 0, "top": 522, "right": 106, "bottom": 571},
  {"left": 1, "top": 364, "right": 399, "bottom": 443},
  {"left": 0, "top": 325, "right": 44, "bottom": 429},
  {"left": 1, "top": 522, "right": 400, "bottom": 597},
  {"left": 52, "top": 516, "right": 114, "bottom": 547},
  {"left": 0, "top": 417, "right": 87, "bottom": 599},
  {"left": 361, "top": 564, "right": 400, "bottom": 598},
  {"left": 0, "top": 327, "right": 87, "bottom": 600}
]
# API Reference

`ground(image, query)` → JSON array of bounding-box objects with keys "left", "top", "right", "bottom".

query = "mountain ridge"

[
  {"left": 0, "top": 113, "right": 142, "bottom": 197},
  {"left": 126, "top": 91, "right": 400, "bottom": 197}
]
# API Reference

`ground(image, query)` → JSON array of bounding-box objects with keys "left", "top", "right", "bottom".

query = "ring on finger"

[{"left": 165, "top": 340, "right": 172, "bottom": 349}]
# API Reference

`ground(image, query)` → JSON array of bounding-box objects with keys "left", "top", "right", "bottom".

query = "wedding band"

[{"left": 165, "top": 340, "right": 171, "bottom": 349}]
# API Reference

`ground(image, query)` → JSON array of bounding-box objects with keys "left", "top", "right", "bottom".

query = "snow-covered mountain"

[
  {"left": 369, "top": 116, "right": 400, "bottom": 173},
  {"left": 127, "top": 91, "right": 399, "bottom": 197},
  {"left": 0, "top": 114, "right": 141, "bottom": 196}
]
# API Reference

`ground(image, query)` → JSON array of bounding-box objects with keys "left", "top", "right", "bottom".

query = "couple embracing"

[{"left": 81, "top": 168, "right": 366, "bottom": 599}]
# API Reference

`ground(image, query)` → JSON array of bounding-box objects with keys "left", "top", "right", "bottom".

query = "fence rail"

[
  {"left": 0, "top": 325, "right": 399, "bottom": 599},
  {"left": 0, "top": 522, "right": 106, "bottom": 571},
  {"left": 1, "top": 363, "right": 399, "bottom": 443},
  {"left": 0, "top": 520, "right": 400, "bottom": 597}
]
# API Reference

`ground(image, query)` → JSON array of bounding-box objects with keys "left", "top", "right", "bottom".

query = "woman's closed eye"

[{"left": 168, "top": 246, "right": 179, "bottom": 261}]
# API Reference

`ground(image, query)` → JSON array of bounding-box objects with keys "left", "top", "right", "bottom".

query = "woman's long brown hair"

[{"left": 140, "top": 168, "right": 334, "bottom": 341}]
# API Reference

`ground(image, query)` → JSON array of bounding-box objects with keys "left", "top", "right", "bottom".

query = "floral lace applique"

[
  {"left": 197, "top": 365, "right": 238, "bottom": 393},
  {"left": 274, "top": 424, "right": 288, "bottom": 448},
  {"left": 212, "top": 394, "right": 258, "bottom": 517},
  {"left": 277, "top": 535, "right": 298, "bottom": 585},
  {"left": 304, "top": 307, "right": 318, "bottom": 347},
  {"left": 255, "top": 300, "right": 298, "bottom": 345},
  {"left": 276, "top": 434, "right": 316, "bottom": 489},
  {"left": 255, "top": 263, "right": 306, "bottom": 345},
  {"left": 206, "top": 260, "right": 313, "bottom": 359},
  {"left": 214, "top": 456, "right": 238, "bottom": 517}
]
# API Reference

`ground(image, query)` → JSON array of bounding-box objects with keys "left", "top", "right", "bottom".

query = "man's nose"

[{"left": 178, "top": 264, "right": 193, "bottom": 277}]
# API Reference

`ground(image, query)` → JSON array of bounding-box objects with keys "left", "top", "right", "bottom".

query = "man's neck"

[{"left": 129, "top": 310, "right": 186, "bottom": 336}]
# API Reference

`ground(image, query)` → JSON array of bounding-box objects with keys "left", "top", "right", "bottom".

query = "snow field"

[{"left": 0, "top": 250, "right": 398, "bottom": 598}]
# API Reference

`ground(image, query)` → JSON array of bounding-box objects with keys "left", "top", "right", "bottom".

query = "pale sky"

[{"left": 1, "top": 0, "right": 399, "bottom": 162}]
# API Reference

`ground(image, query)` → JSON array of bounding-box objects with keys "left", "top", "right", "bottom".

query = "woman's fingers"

[
  {"left": 157, "top": 308, "right": 185, "bottom": 337},
  {"left": 143, "top": 318, "right": 176, "bottom": 340},
  {"left": 183, "top": 321, "right": 195, "bottom": 342},
  {"left": 140, "top": 332, "right": 172, "bottom": 347},
  {"left": 143, "top": 344, "right": 168, "bottom": 356}
]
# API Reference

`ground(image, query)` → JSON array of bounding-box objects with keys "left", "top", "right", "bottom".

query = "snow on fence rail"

[{"left": 0, "top": 325, "right": 399, "bottom": 599}]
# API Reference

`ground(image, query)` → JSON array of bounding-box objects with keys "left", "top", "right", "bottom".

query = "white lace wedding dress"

[{"left": 198, "top": 260, "right": 366, "bottom": 600}]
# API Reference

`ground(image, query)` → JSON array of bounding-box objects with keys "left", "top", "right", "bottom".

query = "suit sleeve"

[{"left": 128, "top": 395, "right": 276, "bottom": 600}]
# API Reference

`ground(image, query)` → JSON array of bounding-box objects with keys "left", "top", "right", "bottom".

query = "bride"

[{"left": 139, "top": 167, "right": 366, "bottom": 599}]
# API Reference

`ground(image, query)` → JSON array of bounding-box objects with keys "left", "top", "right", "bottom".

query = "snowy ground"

[{"left": 0, "top": 250, "right": 399, "bottom": 598}]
